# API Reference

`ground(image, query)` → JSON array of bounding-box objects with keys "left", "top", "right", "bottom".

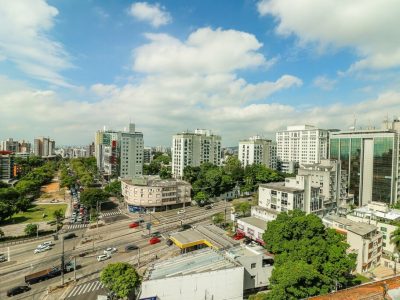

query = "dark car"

[
  {"left": 205, "top": 205, "right": 212, "bottom": 210},
  {"left": 178, "top": 224, "right": 192, "bottom": 232},
  {"left": 166, "top": 239, "right": 173, "bottom": 246},
  {"left": 7, "top": 285, "right": 30, "bottom": 297},
  {"left": 151, "top": 231, "right": 161, "bottom": 237},
  {"left": 125, "top": 244, "right": 139, "bottom": 252},
  {"left": 63, "top": 233, "right": 77, "bottom": 240}
]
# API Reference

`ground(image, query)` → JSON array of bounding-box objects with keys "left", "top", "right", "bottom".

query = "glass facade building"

[{"left": 330, "top": 130, "right": 398, "bottom": 206}]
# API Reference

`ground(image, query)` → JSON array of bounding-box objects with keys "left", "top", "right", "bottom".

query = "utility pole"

[
  {"left": 73, "top": 256, "right": 76, "bottom": 281},
  {"left": 36, "top": 224, "right": 39, "bottom": 238},
  {"left": 61, "top": 237, "right": 65, "bottom": 285},
  {"left": 96, "top": 200, "right": 99, "bottom": 239},
  {"left": 7, "top": 247, "right": 10, "bottom": 262},
  {"left": 137, "top": 248, "right": 140, "bottom": 268}
]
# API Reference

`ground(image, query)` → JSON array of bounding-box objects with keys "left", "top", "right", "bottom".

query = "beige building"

[
  {"left": 121, "top": 176, "right": 191, "bottom": 213},
  {"left": 238, "top": 136, "right": 276, "bottom": 169},
  {"left": 323, "top": 215, "right": 383, "bottom": 273}
]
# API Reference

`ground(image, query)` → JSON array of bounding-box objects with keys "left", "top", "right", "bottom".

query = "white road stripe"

[
  {"left": 81, "top": 282, "right": 92, "bottom": 294},
  {"left": 69, "top": 284, "right": 83, "bottom": 297},
  {"left": 87, "top": 281, "right": 98, "bottom": 292},
  {"left": 67, "top": 286, "right": 78, "bottom": 298}
]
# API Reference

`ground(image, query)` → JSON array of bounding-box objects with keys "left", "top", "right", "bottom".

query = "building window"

[
  {"left": 380, "top": 227, "right": 387, "bottom": 232},
  {"left": 251, "top": 263, "right": 256, "bottom": 269}
]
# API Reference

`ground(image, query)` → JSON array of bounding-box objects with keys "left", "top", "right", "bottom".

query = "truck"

[{"left": 24, "top": 261, "right": 76, "bottom": 284}]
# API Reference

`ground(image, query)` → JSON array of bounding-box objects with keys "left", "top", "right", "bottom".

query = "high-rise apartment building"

[
  {"left": 0, "top": 138, "right": 20, "bottom": 153},
  {"left": 172, "top": 129, "right": 221, "bottom": 178},
  {"left": 143, "top": 147, "right": 153, "bottom": 164},
  {"left": 330, "top": 128, "right": 399, "bottom": 206},
  {"left": 276, "top": 125, "right": 330, "bottom": 173},
  {"left": 33, "top": 137, "right": 55, "bottom": 157},
  {"left": 238, "top": 136, "right": 276, "bottom": 169},
  {"left": 0, "top": 151, "right": 13, "bottom": 180},
  {"left": 95, "top": 123, "right": 143, "bottom": 179}
]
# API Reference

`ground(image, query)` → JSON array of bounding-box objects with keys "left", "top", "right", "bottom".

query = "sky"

[{"left": 1, "top": 0, "right": 400, "bottom": 146}]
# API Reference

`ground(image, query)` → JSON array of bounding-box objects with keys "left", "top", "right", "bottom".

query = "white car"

[
  {"left": 34, "top": 245, "right": 50, "bottom": 254},
  {"left": 97, "top": 254, "right": 111, "bottom": 262},
  {"left": 177, "top": 209, "right": 186, "bottom": 215},
  {"left": 103, "top": 247, "right": 117, "bottom": 255}
]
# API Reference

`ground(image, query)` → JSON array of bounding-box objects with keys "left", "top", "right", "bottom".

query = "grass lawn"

[
  {"left": 351, "top": 274, "right": 371, "bottom": 285},
  {"left": 3, "top": 204, "right": 67, "bottom": 225}
]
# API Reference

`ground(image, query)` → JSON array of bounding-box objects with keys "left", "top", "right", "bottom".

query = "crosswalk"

[
  {"left": 66, "top": 223, "right": 88, "bottom": 231},
  {"left": 66, "top": 280, "right": 106, "bottom": 298},
  {"left": 101, "top": 210, "right": 122, "bottom": 217}
]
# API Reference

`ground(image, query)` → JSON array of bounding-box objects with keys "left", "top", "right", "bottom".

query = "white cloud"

[
  {"left": 257, "top": 0, "right": 400, "bottom": 71},
  {"left": 313, "top": 75, "right": 337, "bottom": 91},
  {"left": 133, "top": 27, "right": 272, "bottom": 74},
  {"left": 129, "top": 2, "right": 171, "bottom": 28},
  {"left": 0, "top": 0, "right": 72, "bottom": 86}
]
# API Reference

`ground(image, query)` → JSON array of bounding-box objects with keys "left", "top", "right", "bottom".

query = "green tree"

[
  {"left": 391, "top": 227, "right": 400, "bottom": 253},
  {"left": 104, "top": 181, "right": 122, "bottom": 197},
  {"left": 233, "top": 201, "right": 251, "bottom": 216},
  {"left": 53, "top": 209, "right": 64, "bottom": 230},
  {"left": 212, "top": 212, "right": 224, "bottom": 226},
  {"left": 80, "top": 188, "right": 108, "bottom": 209},
  {"left": 15, "top": 197, "right": 32, "bottom": 212},
  {"left": 223, "top": 156, "right": 244, "bottom": 182},
  {"left": 0, "top": 201, "right": 15, "bottom": 222},
  {"left": 159, "top": 167, "right": 172, "bottom": 179},
  {"left": 193, "top": 191, "right": 209, "bottom": 205},
  {"left": 24, "top": 223, "right": 38, "bottom": 236},
  {"left": 100, "top": 262, "right": 140, "bottom": 298}
]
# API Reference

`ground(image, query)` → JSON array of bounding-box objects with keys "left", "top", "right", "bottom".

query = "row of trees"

[
  {"left": 60, "top": 157, "right": 98, "bottom": 189},
  {"left": 250, "top": 210, "right": 357, "bottom": 300},
  {"left": 0, "top": 160, "right": 58, "bottom": 223},
  {"left": 184, "top": 156, "right": 287, "bottom": 204},
  {"left": 143, "top": 152, "right": 172, "bottom": 179}
]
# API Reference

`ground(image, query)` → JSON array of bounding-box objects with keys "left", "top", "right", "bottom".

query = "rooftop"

[
  {"left": 324, "top": 215, "right": 377, "bottom": 236},
  {"left": 122, "top": 176, "right": 190, "bottom": 187},
  {"left": 351, "top": 205, "right": 400, "bottom": 222},
  {"left": 227, "top": 244, "right": 273, "bottom": 260},
  {"left": 170, "top": 224, "right": 240, "bottom": 250},
  {"left": 259, "top": 181, "right": 304, "bottom": 193},
  {"left": 238, "top": 216, "right": 267, "bottom": 231},
  {"left": 144, "top": 248, "right": 240, "bottom": 281}
]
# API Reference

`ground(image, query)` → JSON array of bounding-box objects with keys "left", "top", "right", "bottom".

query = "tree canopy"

[
  {"left": 80, "top": 188, "right": 109, "bottom": 208},
  {"left": 262, "top": 210, "right": 356, "bottom": 299},
  {"left": 100, "top": 262, "right": 140, "bottom": 298}
]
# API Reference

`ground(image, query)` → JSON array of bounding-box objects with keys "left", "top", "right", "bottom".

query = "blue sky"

[{"left": 1, "top": 0, "right": 400, "bottom": 146}]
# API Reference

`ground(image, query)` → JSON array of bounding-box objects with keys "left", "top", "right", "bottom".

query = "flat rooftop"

[
  {"left": 122, "top": 176, "right": 190, "bottom": 187},
  {"left": 144, "top": 248, "right": 240, "bottom": 281},
  {"left": 238, "top": 216, "right": 267, "bottom": 231},
  {"left": 170, "top": 224, "right": 240, "bottom": 250},
  {"left": 324, "top": 215, "right": 377, "bottom": 236},
  {"left": 352, "top": 205, "right": 400, "bottom": 221},
  {"left": 259, "top": 181, "right": 303, "bottom": 193},
  {"left": 227, "top": 244, "right": 274, "bottom": 260}
]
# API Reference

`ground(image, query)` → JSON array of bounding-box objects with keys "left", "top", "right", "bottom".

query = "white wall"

[{"left": 140, "top": 267, "right": 244, "bottom": 300}]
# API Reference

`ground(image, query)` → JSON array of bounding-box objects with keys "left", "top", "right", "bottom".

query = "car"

[
  {"left": 151, "top": 231, "right": 161, "bottom": 237},
  {"left": 97, "top": 254, "right": 111, "bottom": 262},
  {"left": 166, "top": 239, "right": 173, "bottom": 246},
  {"left": 233, "top": 233, "right": 245, "bottom": 240},
  {"left": 0, "top": 253, "right": 7, "bottom": 262},
  {"left": 79, "top": 252, "right": 88, "bottom": 257},
  {"left": 103, "top": 247, "right": 117, "bottom": 255},
  {"left": 149, "top": 237, "right": 161, "bottom": 245},
  {"left": 129, "top": 222, "right": 139, "bottom": 228},
  {"left": 41, "top": 241, "right": 54, "bottom": 247},
  {"left": 34, "top": 245, "right": 50, "bottom": 254},
  {"left": 63, "top": 233, "right": 77, "bottom": 240},
  {"left": 125, "top": 244, "right": 138, "bottom": 252},
  {"left": 136, "top": 218, "right": 145, "bottom": 223},
  {"left": 181, "top": 224, "right": 192, "bottom": 230},
  {"left": 205, "top": 205, "right": 212, "bottom": 210},
  {"left": 6, "top": 285, "right": 30, "bottom": 297},
  {"left": 177, "top": 209, "right": 185, "bottom": 215}
]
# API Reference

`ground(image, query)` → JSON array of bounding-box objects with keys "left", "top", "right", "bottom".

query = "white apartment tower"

[
  {"left": 120, "top": 123, "right": 143, "bottom": 179},
  {"left": 276, "top": 125, "right": 329, "bottom": 173},
  {"left": 172, "top": 129, "right": 221, "bottom": 178},
  {"left": 238, "top": 136, "right": 276, "bottom": 169}
]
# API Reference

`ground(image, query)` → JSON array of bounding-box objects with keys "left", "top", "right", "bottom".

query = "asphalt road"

[{"left": 0, "top": 201, "right": 232, "bottom": 299}]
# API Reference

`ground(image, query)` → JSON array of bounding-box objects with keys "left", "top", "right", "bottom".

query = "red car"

[
  {"left": 149, "top": 237, "right": 161, "bottom": 245},
  {"left": 233, "top": 233, "right": 245, "bottom": 240},
  {"left": 129, "top": 222, "right": 139, "bottom": 228}
]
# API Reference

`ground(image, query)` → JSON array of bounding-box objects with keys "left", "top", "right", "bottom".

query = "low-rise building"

[
  {"left": 139, "top": 248, "right": 244, "bottom": 300},
  {"left": 347, "top": 202, "right": 400, "bottom": 255},
  {"left": 323, "top": 215, "right": 383, "bottom": 273},
  {"left": 121, "top": 176, "right": 191, "bottom": 213},
  {"left": 237, "top": 216, "right": 267, "bottom": 246}
]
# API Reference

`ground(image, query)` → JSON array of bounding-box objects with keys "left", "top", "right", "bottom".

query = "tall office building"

[
  {"left": 95, "top": 124, "right": 143, "bottom": 179},
  {"left": 33, "top": 137, "right": 55, "bottom": 157},
  {"left": 330, "top": 128, "right": 399, "bottom": 206},
  {"left": 172, "top": 129, "right": 221, "bottom": 178},
  {"left": 0, "top": 138, "right": 20, "bottom": 153},
  {"left": 238, "top": 136, "right": 276, "bottom": 169},
  {"left": 276, "top": 125, "right": 330, "bottom": 173}
]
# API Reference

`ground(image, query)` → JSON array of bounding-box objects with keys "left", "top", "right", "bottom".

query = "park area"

[{"left": 4, "top": 203, "right": 67, "bottom": 225}]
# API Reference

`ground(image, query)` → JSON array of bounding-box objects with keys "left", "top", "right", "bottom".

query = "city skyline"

[{"left": 1, "top": 1, "right": 399, "bottom": 146}]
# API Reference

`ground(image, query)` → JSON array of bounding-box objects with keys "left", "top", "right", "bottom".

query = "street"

[{"left": 0, "top": 201, "right": 232, "bottom": 299}]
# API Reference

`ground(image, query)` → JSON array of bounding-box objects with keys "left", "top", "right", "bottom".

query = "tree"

[
  {"left": 391, "top": 227, "right": 400, "bottom": 254},
  {"left": 233, "top": 201, "right": 251, "bottom": 216},
  {"left": 15, "top": 197, "right": 32, "bottom": 212},
  {"left": 194, "top": 191, "right": 209, "bottom": 205},
  {"left": 212, "top": 213, "right": 224, "bottom": 226},
  {"left": 0, "top": 201, "right": 15, "bottom": 223},
  {"left": 53, "top": 209, "right": 64, "bottom": 230},
  {"left": 104, "top": 181, "right": 122, "bottom": 197},
  {"left": 223, "top": 156, "right": 244, "bottom": 182},
  {"left": 24, "top": 223, "right": 38, "bottom": 236},
  {"left": 100, "top": 262, "right": 140, "bottom": 298},
  {"left": 263, "top": 210, "right": 356, "bottom": 298},
  {"left": 80, "top": 188, "right": 109, "bottom": 209},
  {"left": 159, "top": 167, "right": 172, "bottom": 179}
]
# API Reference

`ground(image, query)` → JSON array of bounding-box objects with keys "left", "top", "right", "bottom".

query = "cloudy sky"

[{"left": 1, "top": 0, "right": 400, "bottom": 146}]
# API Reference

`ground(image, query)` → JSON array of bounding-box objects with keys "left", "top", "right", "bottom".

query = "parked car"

[
  {"left": 166, "top": 239, "right": 173, "bottom": 246},
  {"left": 34, "top": 245, "right": 51, "bottom": 254},
  {"left": 205, "top": 205, "right": 212, "bottom": 210},
  {"left": 97, "top": 254, "right": 111, "bottom": 262},
  {"left": 151, "top": 231, "right": 161, "bottom": 237},
  {"left": 63, "top": 233, "right": 77, "bottom": 240},
  {"left": 0, "top": 253, "right": 7, "bottom": 262},
  {"left": 149, "top": 237, "right": 161, "bottom": 245},
  {"left": 233, "top": 232, "right": 245, "bottom": 240},
  {"left": 103, "top": 247, "right": 117, "bottom": 255},
  {"left": 6, "top": 285, "right": 30, "bottom": 297},
  {"left": 125, "top": 244, "right": 138, "bottom": 252},
  {"left": 129, "top": 222, "right": 139, "bottom": 228}
]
